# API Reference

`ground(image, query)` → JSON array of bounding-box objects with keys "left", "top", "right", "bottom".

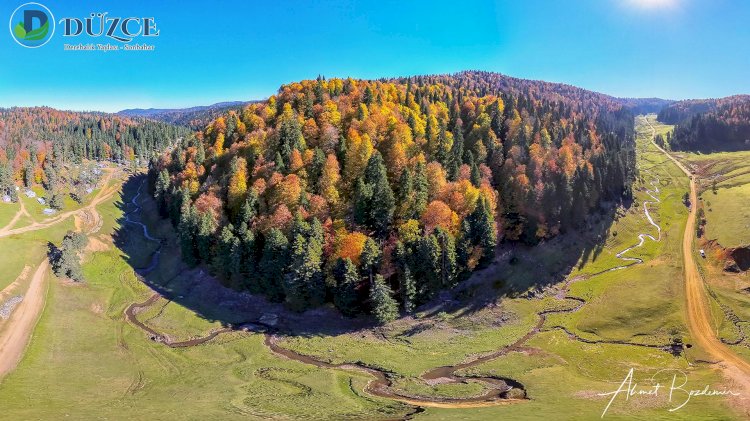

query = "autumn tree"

[
  {"left": 319, "top": 153, "right": 341, "bottom": 208},
  {"left": 228, "top": 157, "right": 248, "bottom": 218}
]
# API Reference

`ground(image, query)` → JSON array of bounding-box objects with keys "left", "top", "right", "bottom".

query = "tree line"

[
  {"left": 0, "top": 107, "right": 189, "bottom": 207},
  {"left": 664, "top": 96, "right": 750, "bottom": 152}
]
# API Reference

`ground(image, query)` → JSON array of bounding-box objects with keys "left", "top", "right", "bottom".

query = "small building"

[
  {"left": 699, "top": 249, "right": 706, "bottom": 258},
  {"left": 24, "top": 190, "right": 36, "bottom": 198},
  {"left": 42, "top": 208, "right": 56, "bottom": 215},
  {"left": 1, "top": 195, "right": 11, "bottom": 203},
  {"left": 37, "top": 197, "right": 46, "bottom": 205}
]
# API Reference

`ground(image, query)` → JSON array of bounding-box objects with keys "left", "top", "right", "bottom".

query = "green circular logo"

[{"left": 9, "top": 2, "right": 55, "bottom": 48}]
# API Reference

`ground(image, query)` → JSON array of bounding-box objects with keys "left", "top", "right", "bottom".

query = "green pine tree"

[
  {"left": 469, "top": 196, "right": 497, "bottom": 263},
  {"left": 447, "top": 121, "right": 464, "bottom": 180},
  {"left": 284, "top": 234, "right": 325, "bottom": 311},
  {"left": 178, "top": 205, "right": 199, "bottom": 267},
  {"left": 258, "top": 228, "right": 289, "bottom": 302},
  {"left": 419, "top": 234, "right": 442, "bottom": 297},
  {"left": 196, "top": 211, "right": 215, "bottom": 264},
  {"left": 333, "top": 258, "right": 361, "bottom": 316},
  {"left": 402, "top": 266, "right": 416, "bottom": 314},
  {"left": 470, "top": 161, "right": 482, "bottom": 186},
  {"left": 214, "top": 224, "right": 239, "bottom": 281},
  {"left": 456, "top": 219, "right": 472, "bottom": 271},
  {"left": 369, "top": 275, "right": 398, "bottom": 324},
  {"left": 434, "top": 227, "right": 458, "bottom": 288},
  {"left": 360, "top": 237, "right": 381, "bottom": 279},
  {"left": 370, "top": 173, "right": 394, "bottom": 236},
  {"left": 353, "top": 177, "right": 372, "bottom": 226}
]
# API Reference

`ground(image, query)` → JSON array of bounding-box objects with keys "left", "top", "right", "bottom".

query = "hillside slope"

[
  {"left": 150, "top": 71, "right": 637, "bottom": 319},
  {"left": 659, "top": 96, "right": 750, "bottom": 151}
]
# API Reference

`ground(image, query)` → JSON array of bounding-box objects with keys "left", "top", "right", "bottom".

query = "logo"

[{"left": 9, "top": 2, "right": 54, "bottom": 48}]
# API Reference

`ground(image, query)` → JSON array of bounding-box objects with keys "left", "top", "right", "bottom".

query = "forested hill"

[
  {"left": 150, "top": 71, "right": 636, "bottom": 321},
  {"left": 0, "top": 107, "right": 191, "bottom": 163},
  {"left": 0, "top": 107, "right": 190, "bottom": 201},
  {"left": 118, "top": 101, "right": 259, "bottom": 129},
  {"left": 661, "top": 96, "right": 750, "bottom": 152},
  {"left": 616, "top": 97, "right": 673, "bottom": 115}
]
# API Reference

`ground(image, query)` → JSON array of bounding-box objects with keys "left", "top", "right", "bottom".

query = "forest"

[
  {"left": 661, "top": 96, "right": 750, "bottom": 152},
  {"left": 0, "top": 107, "right": 189, "bottom": 204},
  {"left": 118, "top": 101, "right": 258, "bottom": 129},
  {"left": 150, "top": 71, "right": 637, "bottom": 322}
]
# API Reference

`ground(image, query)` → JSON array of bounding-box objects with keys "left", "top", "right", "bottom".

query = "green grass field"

[
  {"left": 0, "top": 202, "right": 20, "bottom": 228},
  {"left": 0, "top": 130, "right": 745, "bottom": 419},
  {"left": 701, "top": 183, "right": 750, "bottom": 248}
]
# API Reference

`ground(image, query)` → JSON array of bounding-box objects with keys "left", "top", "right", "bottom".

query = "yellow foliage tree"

[
  {"left": 214, "top": 132, "right": 225, "bottom": 157},
  {"left": 421, "top": 200, "right": 459, "bottom": 235},
  {"left": 228, "top": 157, "right": 248, "bottom": 215},
  {"left": 320, "top": 154, "right": 341, "bottom": 207},
  {"left": 336, "top": 231, "right": 368, "bottom": 265},
  {"left": 343, "top": 130, "right": 373, "bottom": 187}
]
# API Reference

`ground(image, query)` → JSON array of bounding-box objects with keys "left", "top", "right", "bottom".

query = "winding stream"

[
  {"left": 124, "top": 158, "right": 676, "bottom": 413},
  {"left": 123, "top": 181, "right": 162, "bottom": 275}
]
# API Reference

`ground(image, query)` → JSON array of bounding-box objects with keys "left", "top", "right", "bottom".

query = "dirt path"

[
  {"left": 642, "top": 116, "right": 750, "bottom": 407},
  {"left": 0, "top": 199, "right": 30, "bottom": 235},
  {"left": 0, "top": 169, "right": 118, "bottom": 239},
  {"left": 0, "top": 260, "right": 49, "bottom": 379}
]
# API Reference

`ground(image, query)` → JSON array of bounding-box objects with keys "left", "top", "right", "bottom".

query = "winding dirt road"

[
  {"left": 0, "top": 168, "right": 120, "bottom": 380},
  {"left": 642, "top": 116, "right": 750, "bottom": 399}
]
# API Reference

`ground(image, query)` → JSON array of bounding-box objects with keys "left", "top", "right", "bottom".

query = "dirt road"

[
  {"left": 642, "top": 116, "right": 750, "bottom": 402},
  {"left": 0, "top": 260, "right": 49, "bottom": 378}
]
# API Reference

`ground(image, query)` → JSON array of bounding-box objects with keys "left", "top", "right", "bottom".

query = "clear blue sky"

[{"left": 1, "top": 0, "right": 749, "bottom": 112}]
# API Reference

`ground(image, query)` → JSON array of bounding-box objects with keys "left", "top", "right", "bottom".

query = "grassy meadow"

[{"left": 0, "top": 126, "right": 746, "bottom": 419}]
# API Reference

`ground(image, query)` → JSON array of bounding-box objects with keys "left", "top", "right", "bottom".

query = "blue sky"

[{"left": 1, "top": 0, "right": 749, "bottom": 112}]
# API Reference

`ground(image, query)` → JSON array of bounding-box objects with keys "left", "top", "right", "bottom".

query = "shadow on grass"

[
  {"left": 420, "top": 200, "right": 623, "bottom": 320},
  {"left": 112, "top": 175, "right": 377, "bottom": 338},
  {"left": 112, "top": 174, "right": 622, "bottom": 338}
]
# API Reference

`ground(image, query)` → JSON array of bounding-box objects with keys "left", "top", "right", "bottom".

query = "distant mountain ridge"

[
  {"left": 615, "top": 97, "right": 674, "bottom": 115},
  {"left": 118, "top": 101, "right": 261, "bottom": 129}
]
